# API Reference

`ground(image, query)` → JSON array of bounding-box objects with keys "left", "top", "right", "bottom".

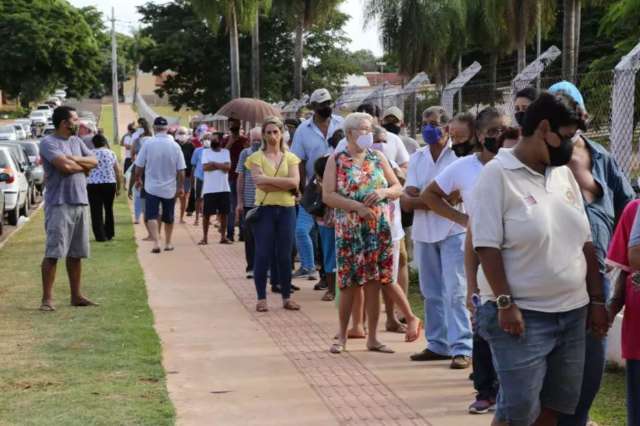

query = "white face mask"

[
  {"left": 356, "top": 132, "right": 374, "bottom": 150},
  {"left": 203, "top": 139, "right": 211, "bottom": 148},
  {"left": 176, "top": 134, "right": 188, "bottom": 143}
]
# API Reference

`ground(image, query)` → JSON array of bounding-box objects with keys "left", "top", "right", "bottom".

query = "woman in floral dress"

[{"left": 322, "top": 112, "right": 402, "bottom": 354}]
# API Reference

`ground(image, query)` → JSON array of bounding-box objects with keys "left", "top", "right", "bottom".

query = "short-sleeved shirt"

[
  {"left": 87, "top": 148, "right": 117, "bottom": 184},
  {"left": 605, "top": 200, "right": 640, "bottom": 360},
  {"left": 191, "top": 147, "right": 205, "bottom": 181},
  {"left": 291, "top": 114, "right": 343, "bottom": 183},
  {"left": 134, "top": 133, "right": 186, "bottom": 199},
  {"left": 223, "top": 135, "right": 249, "bottom": 182},
  {"left": 133, "top": 135, "right": 151, "bottom": 156},
  {"left": 471, "top": 148, "right": 592, "bottom": 313},
  {"left": 400, "top": 135, "right": 420, "bottom": 155},
  {"left": 202, "top": 148, "right": 231, "bottom": 194},
  {"left": 40, "top": 134, "right": 93, "bottom": 206},
  {"left": 434, "top": 153, "right": 484, "bottom": 215},
  {"left": 245, "top": 150, "right": 300, "bottom": 207},
  {"left": 335, "top": 132, "right": 409, "bottom": 167},
  {"left": 236, "top": 145, "right": 260, "bottom": 207},
  {"left": 179, "top": 142, "right": 195, "bottom": 177},
  {"left": 405, "top": 145, "right": 464, "bottom": 243},
  {"left": 122, "top": 133, "right": 134, "bottom": 159}
]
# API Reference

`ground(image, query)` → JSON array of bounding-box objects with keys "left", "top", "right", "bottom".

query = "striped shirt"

[{"left": 236, "top": 145, "right": 259, "bottom": 208}]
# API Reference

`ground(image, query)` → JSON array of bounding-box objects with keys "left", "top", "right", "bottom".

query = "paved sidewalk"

[{"left": 134, "top": 220, "right": 489, "bottom": 426}]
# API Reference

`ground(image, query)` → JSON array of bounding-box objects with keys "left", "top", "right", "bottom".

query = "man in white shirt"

[
  {"left": 381, "top": 106, "right": 420, "bottom": 155},
  {"left": 400, "top": 106, "right": 473, "bottom": 368},
  {"left": 199, "top": 132, "right": 232, "bottom": 245},
  {"left": 134, "top": 116, "right": 186, "bottom": 253},
  {"left": 121, "top": 123, "right": 136, "bottom": 173}
]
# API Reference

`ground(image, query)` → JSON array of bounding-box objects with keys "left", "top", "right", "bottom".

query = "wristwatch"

[{"left": 496, "top": 295, "right": 513, "bottom": 310}]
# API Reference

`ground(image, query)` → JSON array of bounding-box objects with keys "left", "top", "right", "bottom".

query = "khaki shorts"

[{"left": 44, "top": 204, "right": 90, "bottom": 259}]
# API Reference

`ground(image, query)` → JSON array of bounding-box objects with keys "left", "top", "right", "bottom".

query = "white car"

[
  {"left": 47, "top": 97, "right": 61, "bottom": 107},
  {"left": 10, "top": 123, "right": 27, "bottom": 140},
  {"left": 0, "top": 146, "right": 29, "bottom": 225},
  {"left": 0, "top": 125, "right": 17, "bottom": 141},
  {"left": 35, "top": 104, "right": 53, "bottom": 118},
  {"left": 29, "top": 110, "right": 48, "bottom": 126},
  {"left": 54, "top": 89, "right": 66, "bottom": 99}
]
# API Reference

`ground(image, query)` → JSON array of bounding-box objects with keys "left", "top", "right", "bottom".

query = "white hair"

[
  {"left": 343, "top": 112, "right": 373, "bottom": 134},
  {"left": 249, "top": 126, "right": 262, "bottom": 141}
]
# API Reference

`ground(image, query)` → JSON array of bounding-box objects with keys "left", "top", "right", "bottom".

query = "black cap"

[{"left": 153, "top": 116, "right": 168, "bottom": 126}]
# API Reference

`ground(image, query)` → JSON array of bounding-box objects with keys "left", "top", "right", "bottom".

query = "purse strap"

[{"left": 257, "top": 152, "right": 286, "bottom": 206}]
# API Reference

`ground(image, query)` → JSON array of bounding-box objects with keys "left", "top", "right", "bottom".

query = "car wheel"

[
  {"left": 8, "top": 206, "right": 18, "bottom": 226},
  {"left": 20, "top": 194, "right": 29, "bottom": 217}
]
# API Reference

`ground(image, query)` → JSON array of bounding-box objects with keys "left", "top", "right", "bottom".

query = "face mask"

[
  {"left": 483, "top": 137, "right": 501, "bottom": 154},
  {"left": 356, "top": 132, "right": 374, "bottom": 150},
  {"left": 316, "top": 105, "right": 332, "bottom": 119},
  {"left": 372, "top": 142, "right": 384, "bottom": 152},
  {"left": 211, "top": 140, "right": 221, "bottom": 149},
  {"left": 451, "top": 141, "right": 474, "bottom": 157},
  {"left": 203, "top": 140, "right": 211, "bottom": 148},
  {"left": 67, "top": 122, "right": 79, "bottom": 135},
  {"left": 251, "top": 140, "right": 261, "bottom": 150},
  {"left": 382, "top": 123, "right": 401, "bottom": 135},
  {"left": 422, "top": 124, "right": 442, "bottom": 145},
  {"left": 545, "top": 130, "right": 575, "bottom": 167},
  {"left": 176, "top": 134, "right": 188, "bottom": 143},
  {"left": 515, "top": 111, "right": 526, "bottom": 127}
]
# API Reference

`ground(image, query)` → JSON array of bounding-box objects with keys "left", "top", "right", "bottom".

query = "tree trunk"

[
  {"left": 229, "top": 6, "right": 241, "bottom": 99},
  {"left": 573, "top": 0, "right": 581, "bottom": 82},
  {"left": 562, "top": 0, "right": 576, "bottom": 82},
  {"left": 516, "top": 0, "right": 527, "bottom": 72},
  {"left": 251, "top": 13, "right": 260, "bottom": 99},
  {"left": 293, "top": 14, "right": 304, "bottom": 99},
  {"left": 489, "top": 52, "right": 498, "bottom": 105}
]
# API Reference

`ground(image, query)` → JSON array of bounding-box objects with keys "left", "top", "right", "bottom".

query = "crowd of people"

[{"left": 37, "top": 80, "right": 640, "bottom": 425}]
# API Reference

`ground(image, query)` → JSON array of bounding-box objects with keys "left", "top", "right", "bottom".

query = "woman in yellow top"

[{"left": 246, "top": 116, "right": 301, "bottom": 312}]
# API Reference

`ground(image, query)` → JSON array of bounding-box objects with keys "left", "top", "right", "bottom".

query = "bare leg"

[
  {"left": 201, "top": 214, "right": 210, "bottom": 244},
  {"left": 194, "top": 199, "right": 202, "bottom": 225},
  {"left": 41, "top": 258, "right": 57, "bottom": 308},
  {"left": 67, "top": 257, "right": 95, "bottom": 306},
  {"left": 383, "top": 291, "right": 403, "bottom": 330},
  {"left": 164, "top": 223, "right": 174, "bottom": 248},
  {"left": 532, "top": 407, "right": 558, "bottom": 426},
  {"left": 179, "top": 193, "right": 187, "bottom": 224},
  {"left": 336, "top": 286, "right": 356, "bottom": 345},
  {"left": 142, "top": 220, "right": 153, "bottom": 240},
  {"left": 381, "top": 283, "right": 421, "bottom": 341},
  {"left": 349, "top": 286, "right": 366, "bottom": 337},
  {"left": 219, "top": 214, "right": 228, "bottom": 242},
  {"left": 364, "top": 281, "right": 384, "bottom": 349},
  {"left": 148, "top": 219, "right": 160, "bottom": 250}
]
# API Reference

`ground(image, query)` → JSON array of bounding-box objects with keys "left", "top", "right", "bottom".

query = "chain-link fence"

[{"left": 135, "top": 92, "right": 180, "bottom": 127}]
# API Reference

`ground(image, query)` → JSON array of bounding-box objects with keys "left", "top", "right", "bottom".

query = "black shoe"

[
  {"left": 314, "top": 280, "right": 328, "bottom": 291},
  {"left": 410, "top": 348, "right": 452, "bottom": 361},
  {"left": 291, "top": 284, "right": 300, "bottom": 291},
  {"left": 271, "top": 285, "right": 282, "bottom": 293}
]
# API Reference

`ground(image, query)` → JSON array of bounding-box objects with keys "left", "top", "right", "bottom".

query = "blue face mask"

[{"left": 422, "top": 124, "right": 442, "bottom": 145}]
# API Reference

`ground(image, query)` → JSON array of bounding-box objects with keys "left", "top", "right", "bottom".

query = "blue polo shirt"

[
  {"left": 191, "top": 147, "right": 205, "bottom": 181},
  {"left": 291, "top": 114, "right": 343, "bottom": 183}
]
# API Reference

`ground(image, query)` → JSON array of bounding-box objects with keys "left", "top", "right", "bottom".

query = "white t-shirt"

[
  {"left": 386, "top": 159, "right": 405, "bottom": 242},
  {"left": 335, "top": 132, "right": 410, "bottom": 166},
  {"left": 135, "top": 133, "right": 186, "bottom": 199},
  {"left": 202, "top": 148, "right": 231, "bottom": 194},
  {"left": 434, "top": 153, "right": 484, "bottom": 216},
  {"left": 471, "top": 149, "right": 591, "bottom": 313},
  {"left": 123, "top": 133, "right": 133, "bottom": 159}
]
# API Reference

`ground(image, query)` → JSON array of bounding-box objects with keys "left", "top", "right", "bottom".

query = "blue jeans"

[
  {"left": 318, "top": 225, "right": 336, "bottom": 273},
  {"left": 479, "top": 303, "right": 587, "bottom": 426},
  {"left": 414, "top": 233, "right": 472, "bottom": 357},
  {"left": 134, "top": 187, "right": 144, "bottom": 222},
  {"left": 558, "top": 276, "right": 611, "bottom": 426},
  {"left": 295, "top": 207, "right": 315, "bottom": 270},
  {"left": 253, "top": 206, "right": 296, "bottom": 300},
  {"left": 627, "top": 360, "right": 640, "bottom": 426}
]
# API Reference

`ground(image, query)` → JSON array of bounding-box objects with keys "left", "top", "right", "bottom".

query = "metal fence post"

[{"left": 441, "top": 62, "right": 482, "bottom": 118}]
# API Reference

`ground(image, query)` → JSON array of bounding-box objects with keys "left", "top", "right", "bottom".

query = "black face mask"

[
  {"left": 483, "top": 137, "right": 501, "bottom": 154},
  {"left": 382, "top": 123, "right": 401, "bottom": 135},
  {"left": 315, "top": 105, "right": 332, "bottom": 119},
  {"left": 211, "top": 141, "right": 222, "bottom": 149},
  {"left": 515, "top": 111, "right": 526, "bottom": 127},
  {"left": 545, "top": 130, "right": 574, "bottom": 166},
  {"left": 451, "top": 141, "right": 474, "bottom": 157}
]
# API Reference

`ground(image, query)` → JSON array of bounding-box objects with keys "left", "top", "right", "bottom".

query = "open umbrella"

[{"left": 214, "top": 98, "right": 281, "bottom": 124}]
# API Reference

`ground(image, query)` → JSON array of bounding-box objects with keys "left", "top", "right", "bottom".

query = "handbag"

[
  {"left": 244, "top": 153, "right": 285, "bottom": 226},
  {"left": 301, "top": 177, "right": 325, "bottom": 217}
]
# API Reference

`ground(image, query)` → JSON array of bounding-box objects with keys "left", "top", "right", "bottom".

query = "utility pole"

[
  {"left": 376, "top": 61, "right": 386, "bottom": 112},
  {"left": 457, "top": 55, "right": 463, "bottom": 113},
  {"left": 536, "top": 2, "right": 542, "bottom": 90},
  {"left": 111, "top": 7, "right": 120, "bottom": 145}
]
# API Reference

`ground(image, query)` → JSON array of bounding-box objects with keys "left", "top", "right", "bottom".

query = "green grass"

[
  {"left": 99, "top": 104, "right": 115, "bottom": 145},
  {"left": 0, "top": 192, "right": 175, "bottom": 424},
  {"left": 406, "top": 268, "right": 627, "bottom": 425},
  {"left": 151, "top": 105, "right": 200, "bottom": 127}
]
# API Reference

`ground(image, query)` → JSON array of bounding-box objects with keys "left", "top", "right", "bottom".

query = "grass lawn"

[
  {"left": 407, "top": 268, "right": 627, "bottom": 425},
  {"left": 99, "top": 104, "right": 114, "bottom": 143},
  {"left": 151, "top": 105, "right": 200, "bottom": 127}
]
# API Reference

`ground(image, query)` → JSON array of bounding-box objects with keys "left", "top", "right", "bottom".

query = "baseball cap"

[
  {"left": 153, "top": 116, "right": 168, "bottom": 127},
  {"left": 548, "top": 81, "right": 585, "bottom": 110},
  {"left": 383, "top": 106, "right": 404, "bottom": 122},
  {"left": 310, "top": 88, "right": 332, "bottom": 104}
]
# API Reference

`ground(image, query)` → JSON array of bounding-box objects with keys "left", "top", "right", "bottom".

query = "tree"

[
  {"left": 0, "top": 0, "right": 102, "bottom": 105},
  {"left": 350, "top": 49, "right": 380, "bottom": 73}
]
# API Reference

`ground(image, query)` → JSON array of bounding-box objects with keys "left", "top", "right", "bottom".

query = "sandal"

[
  {"left": 164, "top": 245, "right": 175, "bottom": 251},
  {"left": 151, "top": 247, "right": 161, "bottom": 254},
  {"left": 283, "top": 300, "right": 300, "bottom": 311},
  {"left": 220, "top": 239, "right": 233, "bottom": 245},
  {"left": 256, "top": 300, "right": 268, "bottom": 312},
  {"left": 386, "top": 322, "right": 408, "bottom": 334},
  {"left": 367, "top": 343, "right": 395, "bottom": 354},
  {"left": 330, "top": 343, "right": 345, "bottom": 354},
  {"left": 321, "top": 291, "right": 335, "bottom": 302},
  {"left": 39, "top": 303, "right": 56, "bottom": 312},
  {"left": 197, "top": 240, "right": 208, "bottom": 245}
]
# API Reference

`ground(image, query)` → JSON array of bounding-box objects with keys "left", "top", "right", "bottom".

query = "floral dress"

[{"left": 334, "top": 148, "right": 393, "bottom": 288}]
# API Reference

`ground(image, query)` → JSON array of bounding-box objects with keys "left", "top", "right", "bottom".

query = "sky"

[{"left": 67, "top": 0, "right": 384, "bottom": 56}]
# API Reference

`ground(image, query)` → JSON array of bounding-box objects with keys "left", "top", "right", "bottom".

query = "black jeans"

[
  {"left": 87, "top": 183, "right": 116, "bottom": 241},
  {"left": 473, "top": 331, "right": 499, "bottom": 399}
]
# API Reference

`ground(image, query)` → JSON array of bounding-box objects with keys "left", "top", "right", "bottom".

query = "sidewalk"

[{"left": 134, "top": 219, "right": 489, "bottom": 426}]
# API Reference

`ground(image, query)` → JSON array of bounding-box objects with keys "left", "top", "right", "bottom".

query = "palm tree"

[{"left": 190, "top": 0, "right": 271, "bottom": 99}]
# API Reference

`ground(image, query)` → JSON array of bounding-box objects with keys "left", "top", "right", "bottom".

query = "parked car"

[
  {"left": 0, "top": 146, "right": 29, "bottom": 226},
  {"left": 46, "top": 97, "right": 61, "bottom": 107},
  {"left": 0, "top": 142, "right": 35, "bottom": 209},
  {"left": 35, "top": 104, "right": 53, "bottom": 118},
  {"left": 29, "top": 110, "right": 48, "bottom": 126},
  {"left": 10, "top": 123, "right": 27, "bottom": 140},
  {"left": 54, "top": 89, "right": 67, "bottom": 100},
  {"left": 0, "top": 125, "right": 18, "bottom": 141},
  {"left": 0, "top": 170, "right": 7, "bottom": 235},
  {"left": 10, "top": 140, "right": 43, "bottom": 200},
  {"left": 42, "top": 125, "right": 56, "bottom": 137}
]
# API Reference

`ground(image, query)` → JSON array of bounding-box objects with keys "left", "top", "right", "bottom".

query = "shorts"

[
  {"left": 478, "top": 302, "right": 587, "bottom": 426},
  {"left": 184, "top": 176, "right": 192, "bottom": 193},
  {"left": 145, "top": 193, "right": 176, "bottom": 224},
  {"left": 318, "top": 225, "right": 336, "bottom": 273},
  {"left": 203, "top": 192, "right": 231, "bottom": 216},
  {"left": 195, "top": 178, "right": 204, "bottom": 199},
  {"left": 44, "top": 204, "right": 90, "bottom": 259}
]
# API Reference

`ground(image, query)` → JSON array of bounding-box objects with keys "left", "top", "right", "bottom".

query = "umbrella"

[{"left": 214, "top": 98, "right": 281, "bottom": 124}]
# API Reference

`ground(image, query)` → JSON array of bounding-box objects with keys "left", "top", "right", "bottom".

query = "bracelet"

[{"left": 590, "top": 301, "right": 606, "bottom": 306}]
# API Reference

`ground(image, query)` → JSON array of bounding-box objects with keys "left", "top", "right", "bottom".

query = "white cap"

[
  {"left": 383, "top": 106, "right": 404, "bottom": 122},
  {"left": 310, "top": 88, "right": 332, "bottom": 104}
]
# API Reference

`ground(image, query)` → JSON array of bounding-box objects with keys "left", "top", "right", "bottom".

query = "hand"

[
  {"left": 356, "top": 204, "right": 375, "bottom": 220},
  {"left": 588, "top": 304, "right": 609, "bottom": 338},
  {"left": 135, "top": 180, "right": 142, "bottom": 190},
  {"left": 446, "top": 190, "right": 462, "bottom": 205},
  {"left": 128, "top": 191, "right": 133, "bottom": 200},
  {"left": 607, "top": 298, "right": 624, "bottom": 327},
  {"left": 405, "top": 187, "right": 420, "bottom": 197},
  {"left": 466, "top": 293, "right": 476, "bottom": 313},
  {"left": 362, "top": 189, "right": 386, "bottom": 207},
  {"left": 176, "top": 189, "right": 185, "bottom": 199},
  {"left": 254, "top": 175, "right": 267, "bottom": 186},
  {"left": 498, "top": 304, "right": 525, "bottom": 336},
  {"left": 456, "top": 214, "right": 469, "bottom": 228}
]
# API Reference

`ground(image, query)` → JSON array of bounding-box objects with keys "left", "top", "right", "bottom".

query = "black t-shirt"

[{"left": 180, "top": 142, "right": 195, "bottom": 176}]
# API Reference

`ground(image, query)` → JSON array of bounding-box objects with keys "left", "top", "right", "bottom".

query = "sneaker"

[
  {"left": 468, "top": 396, "right": 495, "bottom": 414},
  {"left": 246, "top": 270, "right": 253, "bottom": 279},
  {"left": 450, "top": 355, "right": 472, "bottom": 369},
  {"left": 292, "top": 267, "right": 314, "bottom": 279},
  {"left": 314, "top": 279, "right": 328, "bottom": 291},
  {"left": 307, "top": 269, "right": 318, "bottom": 281}
]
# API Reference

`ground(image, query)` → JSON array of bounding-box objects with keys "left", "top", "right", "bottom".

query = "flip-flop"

[
  {"left": 330, "top": 343, "right": 345, "bottom": 354},
  {"left": 164, "top": 246, "right": 175, "bottom": 251},
  {"left": 321, "top": 291, "right": 335, "bottom": 302},
  {"left": 197, "top": 240, "right": 208, "bottom": 246},
  {"left": 151, "top": 248, "right": 161, "bottom": 254},
  {"left": 386, "top": 323, "right": 408, "bottom": 334},
  {"left": 219, "top": 239, "right": 233, "bottom": 245},
  {"left": 39, "top": 303, "right": 56, "bottom": 312},
  {"left": 256, "top": 301, "right": 268, "bottom": 312},
  {"left": 71, "top": 298, "right": 99, "bottom": 307},
  {"left": 367, "top": 344, "right": 395, "bottom": 354}
]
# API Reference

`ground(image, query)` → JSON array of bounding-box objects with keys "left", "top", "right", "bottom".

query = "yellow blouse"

[{"left": 245, "top": 150, "right": 300, "bottom": 207}]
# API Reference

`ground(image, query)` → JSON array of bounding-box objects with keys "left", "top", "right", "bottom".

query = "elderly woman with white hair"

[{"left": 322, "top": 112, "right": 403, "bottom": 354}]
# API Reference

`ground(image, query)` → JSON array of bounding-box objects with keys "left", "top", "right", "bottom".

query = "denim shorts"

[{"left": 478, "top": 302, "right": 587, "bottom": 426}]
